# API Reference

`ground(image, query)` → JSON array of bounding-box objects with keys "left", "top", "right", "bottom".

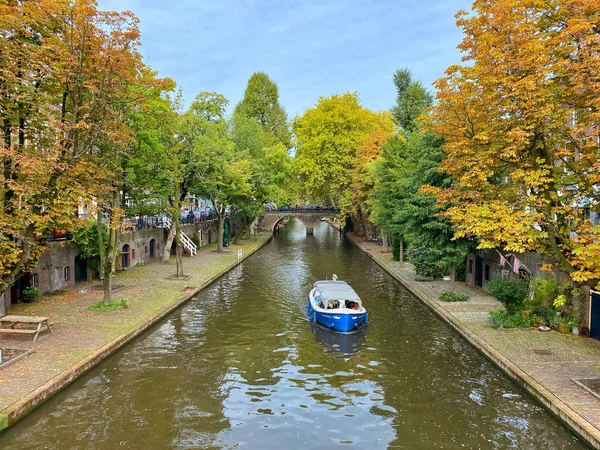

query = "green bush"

[
  {"left": 439, "top": 291, "right": 468, "bottom": 302},
  {"left": 22, "top": 286, "right": 40, "bottom": 302},
  {"left": 191, "top": 233, "right": 201, "bottom": 249},
  {"left": 489, "top": 310, "right": 535, "bottom": 328},
  {"left": 486, "top": 277, "right": 529, "bottom": 313},
  {"left": 527, "top": 277, "right": 557, "bottom": 310},
  {"left": 406, "top": 242, "right": 445, "bottom": 278}
]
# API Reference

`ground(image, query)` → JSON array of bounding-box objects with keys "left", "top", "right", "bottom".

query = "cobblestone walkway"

[
  {"left": 355, "top": 238, "right": 600, "bottom": 449},
  {"left": 0, "top": 236, "right": 269, "bottom": 426}
]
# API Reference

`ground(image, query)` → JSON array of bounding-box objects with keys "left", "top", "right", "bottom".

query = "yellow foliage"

[{"left": 428, "top": 0, "right": 600, "bottom": 283}]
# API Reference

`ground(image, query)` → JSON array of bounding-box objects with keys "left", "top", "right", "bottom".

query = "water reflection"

[{"left": 310, "top": 323, "right": 367, "bottom": 357}]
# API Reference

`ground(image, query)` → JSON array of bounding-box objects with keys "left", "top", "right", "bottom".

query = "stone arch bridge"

[{"left": 261, "top": 208, "right": 340, "bottom": 235}]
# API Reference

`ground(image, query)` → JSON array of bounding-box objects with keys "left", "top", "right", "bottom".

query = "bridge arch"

[{"left": 262, "top": 208, "right": 340, "bottom": 235}]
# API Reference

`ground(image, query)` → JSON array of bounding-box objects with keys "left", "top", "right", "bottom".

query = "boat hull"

[{"left": 307, "top": 298, "right": 367, "bottom": 332}]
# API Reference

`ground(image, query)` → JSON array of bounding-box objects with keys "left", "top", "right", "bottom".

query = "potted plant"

[
  {"left": 569, "top": 318, "right": 580, "bottom": 335},
  {"left": 22, "top": 286, "right": 40, "bottom": 303}
]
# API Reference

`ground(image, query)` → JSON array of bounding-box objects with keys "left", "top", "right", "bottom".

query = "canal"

[{"left": 0, "top": 219, "right": 588, "bottom": 449}]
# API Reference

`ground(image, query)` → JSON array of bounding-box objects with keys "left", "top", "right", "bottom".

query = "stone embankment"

[
  {"left": 348, "top": 234, "right": 600, "bottom": 449},
  {"left": 0, "top": 235, "right": 270, "bottom": 431}
]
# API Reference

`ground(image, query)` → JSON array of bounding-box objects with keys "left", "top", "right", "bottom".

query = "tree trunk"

[
  {"left": 100, "top": 193, "right": 119, "bottom": 305},
  {"left": 450, "top": 263, "right": 456, "bottom": 292},
  {"left": 383, "top": 232, "right": 389, "bottom": 252},
  {"left": 250, "top": 217, "right": 258, "bottom": 236},
  {"left": 174, "top": 182, "right": 184, "bottom": 277},
  {"left": 399, "top": 235, "right": 404, "bottom": 263},
  {"left": 234, "top": 225, "right": 247, "bottom": 244},
  {"left": 360, "top": 203, "right": 374, "bottom": 239},
  {"left": 216, "top": 206, "right": 225, "bottom": 252},
  {"left": 161, "top": 226, "right": 175, "bottom": 262}
]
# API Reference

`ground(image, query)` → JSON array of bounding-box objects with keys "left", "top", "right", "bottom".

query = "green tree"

[
  {"left": 231, "top": 113, "right": 294, "bottom": 236},
  {"left": 183, "top": 93, "right": 253, "bottom": 252},
  {"left": 372, "top": 71, "right": 468, "bottom": 289},
  {"left": 391, "top": 68, "right": 433, "bottom": 133},
  {"left": 293, "top": 92, "right": 390, "bottom": 214},
  {"left": 234, "top": 72, "right": 291, "bottom": 148}
]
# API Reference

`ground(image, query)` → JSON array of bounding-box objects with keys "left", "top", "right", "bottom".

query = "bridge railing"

[{"left": 267, "top": 206, "right": 340, "bottom": 214}]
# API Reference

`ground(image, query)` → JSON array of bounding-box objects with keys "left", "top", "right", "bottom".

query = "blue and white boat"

[{"left": 307, "top": 280, "right": 368, "bottom": 332}]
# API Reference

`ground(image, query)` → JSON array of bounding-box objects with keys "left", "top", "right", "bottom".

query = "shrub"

[
  {"left": 489, "top": 310, "right": 535, "bottom": 328},
  {"left": 439, "top": 291, "right": 469, "bottom": 302},
  {"left": 527, "top": 277, "right": 557, "bottom": 310},
  {"left": 406, "top": 242, "right": 444, "bottom": 278},
  {"left": 486, "top": 277, "right": 529, "bottom": 313},
  {"left": 22, "top": 286, "right": 40, "bottom": 302},
  {"left": 191, "top": 233, "right": 201, "bottom": 249}
]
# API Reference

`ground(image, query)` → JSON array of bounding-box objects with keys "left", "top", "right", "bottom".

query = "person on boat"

[{"left": 332, "top": 274, "right": 338, "bottom": 281}]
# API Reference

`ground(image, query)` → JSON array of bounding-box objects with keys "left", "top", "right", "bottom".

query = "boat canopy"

[{"left": 313, "top": 280, "right": 361, "bottom": 302}]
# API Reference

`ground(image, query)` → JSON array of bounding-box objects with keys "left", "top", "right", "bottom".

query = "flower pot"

[
  {"left": 571, "top": 327, "right": 580, "bottom": 336},
  {"left": 442, "top": 276, "right": 451, "bottom": 281}
]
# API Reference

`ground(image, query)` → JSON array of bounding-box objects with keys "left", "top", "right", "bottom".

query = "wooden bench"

[{"left": 0, "top": 315, "right": 52, "bottom": 342}]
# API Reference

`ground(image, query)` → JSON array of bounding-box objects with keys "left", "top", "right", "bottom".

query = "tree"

[
  {"left": 0, "top": 1, "right": 147, "bottom": 296},
  {"left": 293, "top": 92, "right": 391, "bottom": 214},
  {"left": 351, "top": 127, "right": 394, "bottom": 237},
  {"left": 230, "top": 113, "right": 294, "bottom": 238},
  {"left": 427, "top": 0, "right": 600, "bottom": 285},
  {"left": 371, "top": 70, "right": 469, "bottom": 288},
  {"left": 234, "top": 72, "right": 291, "bottom": 148},
  {"left": 183, "top": 93, "right": 253, "bottom": 252},
  {"left": 391, "top": 68, "right": 433, "bottom": 133}
]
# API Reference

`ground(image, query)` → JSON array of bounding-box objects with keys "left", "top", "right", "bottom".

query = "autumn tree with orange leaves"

[
  {"left": 427, "top": 0, "right": 600, "bottom": 285},
  {"left": 0, "top": 0, "right": 151, "bottom": 296},
  {"left": 351, "top": 127, "right": 394, "bottom": 238}
]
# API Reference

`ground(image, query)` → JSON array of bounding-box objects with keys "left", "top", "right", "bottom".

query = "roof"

[{"left": 313, "top": 280, "right": 361, "bottom": 302}]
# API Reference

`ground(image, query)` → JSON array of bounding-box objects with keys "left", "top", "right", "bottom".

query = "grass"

[{"left": 89, "top": 299, "right": 130, "bottom": 312}]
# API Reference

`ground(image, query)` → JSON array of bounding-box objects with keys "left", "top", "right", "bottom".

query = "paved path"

[
  {"left": 353, "top": 237, "right": 600, "bottom": 449},
  {"left": 0, "top": 236, "right": 269, "bottom": 430}
]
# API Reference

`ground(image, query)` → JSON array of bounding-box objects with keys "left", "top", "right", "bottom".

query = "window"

[
  {"left": 31, "top": 273, "right": 38, "bottom": 287},
  {"left": 145, "top": 246, "right": 148, "bottom": 254},
  {"left": 132, "top": 249, "right": 135, "bottom": 260},
  {"left": 468, "top": 260, "right": 473, "bottom": 274},
  {"left": 484, "top": 265, "right": 490, "bottom": 281},
  {"left": 157, "top": 243, "right": 160, "bottom": 252},
  {"left": 64, "top": 266, "right": 70, "bottom": 281}
]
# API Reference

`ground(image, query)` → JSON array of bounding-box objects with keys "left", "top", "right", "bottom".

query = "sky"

[{"left": 97, "top": 0, "right": 473, "bottom": 118}]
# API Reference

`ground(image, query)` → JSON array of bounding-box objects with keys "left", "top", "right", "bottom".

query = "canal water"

[{"left": 0, "top": 219, "right": 588, "bottom": 449}]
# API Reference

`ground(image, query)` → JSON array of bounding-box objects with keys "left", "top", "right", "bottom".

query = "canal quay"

[{"left": 0, "top": 219, "right": 592, "bottom": 449}]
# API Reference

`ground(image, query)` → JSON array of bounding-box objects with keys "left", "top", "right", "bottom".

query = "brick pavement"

[
  {"left": 0, "top": 236, "right": 269, "bottom": 430},
  {"left": 354, "top": 237, "right": 600, "bottom": 449}
]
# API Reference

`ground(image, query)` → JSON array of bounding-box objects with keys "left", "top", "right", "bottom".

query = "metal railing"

[
  {"left": 123, "top": 213, "right": 216, "bottom": 230},
  {"left": 265, "top": 206, "right": 340, "bottom": 213},
  {"left": 161, "top": 217, "right": 197, "bottom": 256}
]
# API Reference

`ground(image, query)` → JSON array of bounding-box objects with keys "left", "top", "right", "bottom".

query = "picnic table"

[{"left": 0, "top": 315, "right": 52, "bottom": 342}]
